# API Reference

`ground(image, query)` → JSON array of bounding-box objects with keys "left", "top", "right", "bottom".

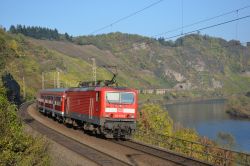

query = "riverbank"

[
  {"left": 225, "top": 93, "right": 250, "bottom": 119},
  {"left": 165, "top": 97, "right": 226, "bottom": 105},
  {"left": 226, "top": 108, "right": 250, "bottom": 119},
  {"left": 139, "top": 95, "right": 226, "bottom": 107},
  {"left": 166, "top": 98, "right": 250, "bottom": 153}
]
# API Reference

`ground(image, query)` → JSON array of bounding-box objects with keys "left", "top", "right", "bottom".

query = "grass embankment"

[
  {"left": 226, "top": 92, "right": 250, "bottom": 119},
  {"left": 134, "top": 104, "right": 213, "bottom": 157},
  {"left": 134, "top": 104, "right": 249, "bottom": 165}
]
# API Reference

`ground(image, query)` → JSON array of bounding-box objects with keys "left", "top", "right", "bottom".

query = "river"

[{"left": 166, "top": 99, "right": 250, "bottom": 153}]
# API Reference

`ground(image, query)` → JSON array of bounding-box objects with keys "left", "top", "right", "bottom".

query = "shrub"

[{"left": 0, "top": 87, "right": 50, "bottom": 166}]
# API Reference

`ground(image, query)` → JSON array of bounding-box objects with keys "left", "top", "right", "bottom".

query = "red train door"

[
  {"left": 89, "top": 97, "right": 94, "bottom": 119},
  {"left": 66, "top": 97, "right": 70, "bottom": 115},
  {"left": 88, "top": 91, "right": 101, "bottom": 121},
  {"left": 88, "top": 91, "right": 97, "bottom": 120}
]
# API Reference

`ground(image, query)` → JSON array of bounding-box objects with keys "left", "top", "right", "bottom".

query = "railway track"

[
  {"left": 112, "top": 140, "right": 211, "bottom": 166},
  {"left": 19, "top": 102, "right": 211, "bottom": 166},
  {"left": 19, "top": 102, "right": 130, "bottom": 166}
]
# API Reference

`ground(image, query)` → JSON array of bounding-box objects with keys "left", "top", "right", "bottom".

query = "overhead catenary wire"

[
  {"left": 89, "top": 0, "right": 164, "bottom": 35},
  {"left": 109, "top": 4, "right": 250, "bottom": 53},
  {"left": 114, "top": 14, "right": 250, "bottom": 53},
  {"left": 164, "top": 14, "right": 250, "bottom": 40},
  {"left": 92, "top": 4, "right": 250, "bottom": 43},
  {"left": 153, "top": 5, "right": 250, "bottom": 38}
]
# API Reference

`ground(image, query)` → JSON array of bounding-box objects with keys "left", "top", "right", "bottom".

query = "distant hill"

[{"left": 0, "top": 28, "right": 250, "bottom": 99}]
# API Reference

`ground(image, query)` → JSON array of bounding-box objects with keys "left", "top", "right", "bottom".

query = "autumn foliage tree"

[
  {"left": 0, "top": 87, "right": 50, "bottom": 165},
  {"left": 134, "top": 104, "right": 216, "bottom": 162}
]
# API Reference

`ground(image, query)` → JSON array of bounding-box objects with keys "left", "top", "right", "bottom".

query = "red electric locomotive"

[{"left": 37, "top": 73, "right": 138, "bottom": 139}]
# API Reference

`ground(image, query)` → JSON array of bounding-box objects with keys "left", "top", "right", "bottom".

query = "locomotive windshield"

[{"left": 106, "top": 92, "right": 134, "bottom": 104}]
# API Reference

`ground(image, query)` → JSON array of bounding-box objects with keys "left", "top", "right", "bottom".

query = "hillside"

[
  {"left": 30, "top": 32, "right": 250, "bottom": 93},
  {"left": 1, "top": 28, "right": 250, "bottom": 99}
]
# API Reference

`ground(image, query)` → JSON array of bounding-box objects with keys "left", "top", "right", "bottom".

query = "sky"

[{"left": 1, "top": 0, "right": 250, "bottom": 43}]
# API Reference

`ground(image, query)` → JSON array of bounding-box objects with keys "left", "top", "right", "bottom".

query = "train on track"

[{"left": 36, "top": 70, "right": 138, "bottom": 139}]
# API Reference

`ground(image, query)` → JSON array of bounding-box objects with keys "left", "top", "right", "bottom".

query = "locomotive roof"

[
  {"left": 40, "top": 88, "right": 68, "bottom": 93},
  {"left": 40, "top": 86, "right": 136, "bottom": 93}
]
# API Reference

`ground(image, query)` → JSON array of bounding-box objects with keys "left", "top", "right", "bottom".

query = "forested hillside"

[{"left": 0, "top": 26, "right": 250, "bottom": 99}]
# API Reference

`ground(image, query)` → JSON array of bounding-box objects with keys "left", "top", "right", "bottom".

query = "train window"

[
  {"left": 58, "top": 97, "right": 61, "bottom": 106},
  {"left": 121, "top": 93, "right": 134, "bottom": 104},
  {"left": 49, "top": 96, "right": 52, "bottom": 104},
  {"left": 106, "top": 92, "right": 120, "bottom": 103},
  {"left": 54, "top": 97, "right": 61, "bottom": 106},
  {"left": 106, "top": 92, "right": 134, "bottom": 104}
]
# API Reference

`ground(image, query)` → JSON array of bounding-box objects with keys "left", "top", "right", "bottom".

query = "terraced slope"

[{"left": 1, "top": 29, "right": 250, "bottom": 99}]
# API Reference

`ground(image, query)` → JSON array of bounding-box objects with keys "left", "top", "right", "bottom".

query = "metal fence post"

[
  {"left": 224, "top": 149, "right": 227, "bottom": 166},
  {"left": 133, "top": 130, "right": 250, "bottom": 166},
  {"left": 205, "top": 145, "right": 209, "bottom": 162},
  {"left": 245, "top": 154, "right": 248, "bottom": 165},
  {"left": 190, "top": 142, "right": 193, "bottom": 157}
]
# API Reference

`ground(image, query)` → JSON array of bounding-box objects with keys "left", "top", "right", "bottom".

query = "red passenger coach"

[
  {"left": 37, "top": 86, "right": 138, "bottom": 139},
  {"left": 37, "top": 88, "right": 66, "bottom": 117}
]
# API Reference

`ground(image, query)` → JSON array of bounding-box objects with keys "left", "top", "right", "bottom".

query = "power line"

[
  {"left": 88, "top": 4, "right": 250, "bottom": 54},
  {"left": 90, "top": 0, "right": 164, "bottom": 35},
  {"left": 153, "top": 5, "right": 250, "bottom": 38},
  {"left": 164, "top": 14, "right": 250, "bottom": 40},
  {"left": 112, "top": 5, "right": 250, "bottom": 53},
  {"left": 93, "top": 4, "right": 250, "bottom": 44},
  {"left": 114, "top": 14, "right": 250, "bottom": 53}
]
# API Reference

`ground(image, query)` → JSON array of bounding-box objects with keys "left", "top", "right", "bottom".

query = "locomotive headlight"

[
  {"left": 105, "top": 113, "right": 114, "bottom": 118},
  {"left": 127, "top": 114, "right": 134, "bottom": 118}
]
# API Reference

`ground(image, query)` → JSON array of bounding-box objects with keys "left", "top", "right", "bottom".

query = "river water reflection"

[{"left": 166, "top": 99, "right": 250, "bottom": 153}]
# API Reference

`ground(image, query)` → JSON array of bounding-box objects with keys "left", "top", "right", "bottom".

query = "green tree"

[
  {"left": 137, "top": 104, "right": 173, "bottom": 136},
  {"left": 64, "top": 32, "right": 72, "bottom": 41},
  {"left": 0, "top": 87, "right": 50, "bottom": 165},
  {"left": 9, "top": 25, "right": 16, "bottom": 33},
  {"left": 8, "top": 25, "right": 61, "bottom": 41}
]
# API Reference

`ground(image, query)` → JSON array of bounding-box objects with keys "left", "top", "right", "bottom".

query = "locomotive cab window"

[
  {"left": 106, "top": 92, "right": 134, "bottom": 104},
  {"left": 106, "top": 92, "right": 120, "bottom": 103},
  {"left": 121, "top": 93, "right": 134, "bottom": 104}
]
